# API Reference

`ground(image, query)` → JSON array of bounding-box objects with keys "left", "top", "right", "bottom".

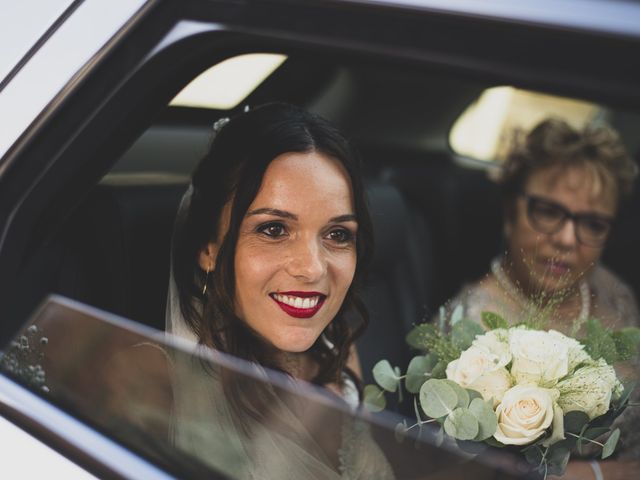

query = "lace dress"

[{"left": 169, "top": 349, "right": 395, "bottom": 480}]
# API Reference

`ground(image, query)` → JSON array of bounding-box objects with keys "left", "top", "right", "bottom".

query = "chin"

[{"left": 273, "top": 335, "right": 319, "bottom": 354}]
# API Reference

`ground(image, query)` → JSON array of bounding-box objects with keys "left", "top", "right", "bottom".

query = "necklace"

[{"left": 490, "top": 257, "right": 590, "bottom": 324}]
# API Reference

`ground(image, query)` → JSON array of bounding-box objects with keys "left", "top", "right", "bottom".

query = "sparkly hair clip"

[{"left": 212, "top": 117, "right": 230, "bottom": 133}]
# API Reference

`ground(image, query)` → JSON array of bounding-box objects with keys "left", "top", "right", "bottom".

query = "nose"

[
  {"left": 285, "top": 237, "right": 327, "bottom": 281},
  {"left": 551, "top": 219, "right": 578, "bottom": 249}
]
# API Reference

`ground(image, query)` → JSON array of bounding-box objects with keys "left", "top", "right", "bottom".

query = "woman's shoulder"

[
  {"left": 590, "top": 264, "right": 640, "bottom": 327},
  {"left": 442, "top": 274, "right": 518, "bottom": 325}
]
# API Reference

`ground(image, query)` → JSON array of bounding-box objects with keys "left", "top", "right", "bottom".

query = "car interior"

[{"left": 11, "top": 52, "right": 640, "bottom": 389}]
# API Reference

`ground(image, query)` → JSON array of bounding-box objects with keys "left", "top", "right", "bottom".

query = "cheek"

[
  {"left": 508, "top": 216, "right": 540, "bottom": 253},
  {"left": 576, "top": 246, "right": 603, "bottom": 270},
  {"left": 330, "top": 250, "right": 357, "bottom": 292},
  {"left": 234, "top": 247, "right": 282, "bottom": 304}
]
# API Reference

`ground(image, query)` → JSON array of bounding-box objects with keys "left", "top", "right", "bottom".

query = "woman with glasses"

[
  {"left": 448, "top": 118, "right": 639, "bottom": 335},
  {"left": 444, "top": 118, "right": 640, "bottom": 478}
]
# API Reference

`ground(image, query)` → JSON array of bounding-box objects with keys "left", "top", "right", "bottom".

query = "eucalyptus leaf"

[
  {"left": 419, "top": 379, "right": 458, "bottom": 418},
  {"left": 451, "top": 319, "right": 485, "bottom": 351},
  {"left": 431, "top": 360, "right": 447, "bottom": 379},
  {"left": 523, "top": 445, "right": 544, "bottom": 467},
  {"left": 563, "top": 410, "right": 590, "bottom": 434},
  {"left": 373, "top": 360, "right": 399, "bottom": 392},
  {"left": 442, "top": 379, "right": 470, "bottom": 409},
  {"left": 451, "top": 304, "right": 464, "bottom": 326},
  {"left": 481, "top": 311, "right": 508, "bottom": 330},
  {"left": 406, "top": 355, "right": 433, "bottom": 393},
  {"left": 602, "top": 428, "right": 621, "bottom": 459},
  {"left": 363, "top": 384, "right": 386, "bottom": 412},
  {"left": 484, "top": 436, "right": 505, "bottom": 448},
  {"left": 444, "top": 407, "right": 479, "bottom": 441},
  {"left": 466, "top": 388, "right": 483, "bottom": 403},
  {"left": 546, "top": 446, "right": 570, "bottom": 476},
  {"left": 614, "top": 381, "right": 636, "bottom": 410},
  {"left": 468, "top": 397, "right": 498, "bottom": 441},
  {"left": 583, "top": 427, "right": 610, "bottom": 441}
]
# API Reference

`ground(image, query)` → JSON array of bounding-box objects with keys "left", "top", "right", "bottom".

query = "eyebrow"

[{"left": 246, "top": 208, "right": 357, "bottom": 223}]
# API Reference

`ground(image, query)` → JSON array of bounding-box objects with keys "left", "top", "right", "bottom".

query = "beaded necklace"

[{"left": 490, "top": 257, "right": 590, "bottom": 324}]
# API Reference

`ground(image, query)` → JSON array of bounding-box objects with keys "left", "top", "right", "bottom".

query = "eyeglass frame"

[{"left": 520, "top": 193, "right": 615, "bottom": 247}]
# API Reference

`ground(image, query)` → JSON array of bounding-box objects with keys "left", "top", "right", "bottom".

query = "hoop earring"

[{"left": 202, "top": 267, "right": 210, "bottom": 295}]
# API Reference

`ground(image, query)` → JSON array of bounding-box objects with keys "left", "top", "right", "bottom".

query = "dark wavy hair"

[
  {"left": 500, "top": 118, "right": 638, "bottom": 220},
  {"left": 172, "top": 103, "right": 373, "bottom": 392}
]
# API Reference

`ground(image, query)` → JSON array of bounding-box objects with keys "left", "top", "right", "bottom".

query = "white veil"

[{"left": 165, "top": 184, "right": 199, "bottom": 344}]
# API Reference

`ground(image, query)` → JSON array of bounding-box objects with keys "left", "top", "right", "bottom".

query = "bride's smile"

[{"left": 200, "top": 150, "right": 358, "bottom": 354}]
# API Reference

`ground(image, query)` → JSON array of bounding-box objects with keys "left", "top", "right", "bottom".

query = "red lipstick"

[{"left": 270, "top": 291, "right": 326, "bottom": 319}]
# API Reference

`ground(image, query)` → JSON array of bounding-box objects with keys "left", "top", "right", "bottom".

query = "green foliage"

[
  {"left": 372, "top": 359, "right": 400, "bottom": 392},
  {"left": 545, "top": 444, "right": 571, "bottom": 476},
  {"left": 582, "top": 319, "right": 640, "bottom": 364},
  {"left": 444, "top": 407, "right": 479, "bottom": 440},
  {"left": 419, "top": 379, "right": 458, "bottom": 418},
  {"left": 563, "top": 410, "right": 590, "bottom": 435},
  {"left": 602, "top": 428, "right": 620, "bottom": 459},
  {"left": 363, "top": 384, "right": 386, "bottom": 412},
  {"left": 406, "top": 323, "right": 461, "bottom": 367},
  {"left": 441, "top": 379, "right": 469, "bottom": 409},
  {"left": 405, "top": 355, "right": 435, "bottom": 393},
  {"left": 612, "top": 327, "right": 640, "bottom": 361},
  {"left": 481, "top": 311, "right": 509, "bottom": 330},
  {"left": 468, "top": 397, "right": 498, "bottom": 441},
  {"left": 451, "top": 319, "right": 485, "bottom": 351}
]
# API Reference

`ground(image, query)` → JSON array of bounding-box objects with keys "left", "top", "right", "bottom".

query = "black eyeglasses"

[{"left": 522, "top": 194, "right": 614, "bottom": 247}]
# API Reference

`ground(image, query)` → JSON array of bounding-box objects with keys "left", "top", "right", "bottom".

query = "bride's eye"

[
  {"left": 257, "top": 222, "right": 287, "bottom": 238},
  {"left": 326, "top": 227, "right": 354, "bottom": 244}
]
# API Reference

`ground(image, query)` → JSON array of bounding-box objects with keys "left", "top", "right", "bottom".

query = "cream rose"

[
  {"left": 494, "top": 385, "right": 559, "bottom": 445},
  {"left": 447, "top": 341, "right": 513, "bottom": 406},
  {"left": 468, "top": 367, "right": 513, "bottom": 407},
  {"left": 509, "top": 329, "right": 570, "bottom": 385},
  {"left": 472, "top": 329, "right": 511, "bottom": 368},
  {"left": 557, "top": 359, "right": 618, "bottom": 419},
  {"left": 446, "top": 345, "right": 503, "bottom": 386}
]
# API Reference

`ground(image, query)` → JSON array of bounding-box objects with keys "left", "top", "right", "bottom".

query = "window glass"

[
  {"left": 1, "top": 297, "right": 520, "bottom": 479},
  {"left": 449, "top": 86, "right": 601, "bottom": 163},
  {"left": 169, "top": 53, "right": 287, "bottom": 110}
]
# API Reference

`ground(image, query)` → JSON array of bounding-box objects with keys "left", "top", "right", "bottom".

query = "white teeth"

[{"left": 273, "top": 294, "right": 321, "bottom": 309}]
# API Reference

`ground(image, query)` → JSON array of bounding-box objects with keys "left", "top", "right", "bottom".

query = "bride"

[{"left": 165, "top": 102, "right": 393, "bottom": 479}]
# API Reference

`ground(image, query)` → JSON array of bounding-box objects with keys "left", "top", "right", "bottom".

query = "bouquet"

[{"left": 364, "top": 307, "right": 640, "bottom": 478}]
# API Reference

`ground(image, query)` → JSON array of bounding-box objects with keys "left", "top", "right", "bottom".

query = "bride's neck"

[{"left": 274, "top": 351, "right": 318, "bottom": 381}]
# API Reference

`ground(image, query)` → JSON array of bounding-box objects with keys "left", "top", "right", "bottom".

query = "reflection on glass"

[{"left": 1, "top": 296, "right": 527, "bottom": 479}]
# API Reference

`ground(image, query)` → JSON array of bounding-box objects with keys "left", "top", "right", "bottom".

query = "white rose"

[
  {"left": 494, "top": 385, "right": 559, "bottom": 446},
  {"left": 468, "top": 367, "right": 513, "bottom": 407},
  {"left": 472, "top": 329, "right": 511, "bottom": 369},
  {"left": 557, "top": 358, "right": 618, "bottom": 419},
  {"left": 547, "top": 330, "right": 592, "bottom": 372},
  {"left": 509, "top": 328, "right": 570, "bottom": 385},
  {"left": 446, "top": 345, "right": 503, "bottom": 387}
]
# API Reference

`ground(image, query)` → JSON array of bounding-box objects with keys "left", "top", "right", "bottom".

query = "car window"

[
  {"left": 1, "top": 296, "right": 522, "bottom": 479},
  {"left": 169, "top": 53, "right": 287, "bottom": 110},
  {"left": 449, "top": 86, "right": 602, "bottom": 164}
]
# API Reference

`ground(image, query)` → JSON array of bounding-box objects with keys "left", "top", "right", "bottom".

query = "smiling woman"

[
  {"left": 170, "top": 103, "right": 373, "bottom": 384},
  {"left": 166, "top": 103, "right": 393, "bottom": 478}
]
